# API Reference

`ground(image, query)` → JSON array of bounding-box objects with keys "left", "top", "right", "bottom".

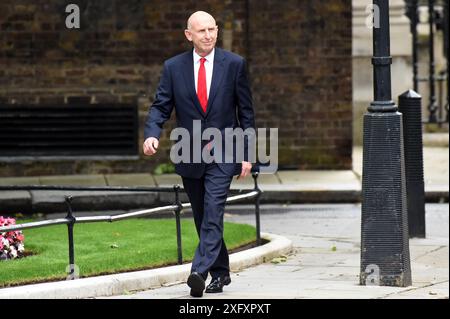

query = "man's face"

[{"left": 185, "top": 15, "right": 218, "bottom": 56}]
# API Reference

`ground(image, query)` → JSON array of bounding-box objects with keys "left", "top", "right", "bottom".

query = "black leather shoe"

[
  {"left": 205, "top": 275, "right": 231, "bottom": 293},
  {"left": 187, "top": 272, "right": 205, "bottom": 297}
]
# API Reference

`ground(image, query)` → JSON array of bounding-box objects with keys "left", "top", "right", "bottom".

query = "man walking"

[{"left": 143, "top": 11, "right": 255, "bottom": 297}]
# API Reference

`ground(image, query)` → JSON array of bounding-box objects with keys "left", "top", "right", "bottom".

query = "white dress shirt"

[{"left": 193, "top": 48, "right": 214, "bottom": 98}]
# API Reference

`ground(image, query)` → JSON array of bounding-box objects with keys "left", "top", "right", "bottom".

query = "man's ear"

[{"left": 184, "top": 29, "right": 192, "bottom": 42}]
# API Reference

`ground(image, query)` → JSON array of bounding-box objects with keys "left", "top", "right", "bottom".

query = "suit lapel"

[
  {"left": 181, "top": 49, "right": 205, "bottom": 118},
  {"left": 205, "top": 48, "right": 226, "bottom": 118}
]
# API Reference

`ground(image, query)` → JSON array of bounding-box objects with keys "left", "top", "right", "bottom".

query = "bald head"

[
  {"left": 184, "top": 11, "right": 218, "bottom": 57},
  {"left": 187, "top": 11, "right": 216, "bottom": 30}
]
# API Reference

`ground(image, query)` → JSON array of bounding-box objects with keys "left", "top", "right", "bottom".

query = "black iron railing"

[
  {"left": 0, "top": 172, "right": 262, "bottom": 280},
  {"left": 405, "top": 0, "right": 449, "bottom": 125}
]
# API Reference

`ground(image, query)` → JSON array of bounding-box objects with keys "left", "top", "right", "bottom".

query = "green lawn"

[{"left": 0, "top": 218, "right": 257, "bottom": 287}]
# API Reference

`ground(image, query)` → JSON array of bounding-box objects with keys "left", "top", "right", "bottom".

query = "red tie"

[{"left": 197, "top": 57, "right": 208, "bottom": 113}]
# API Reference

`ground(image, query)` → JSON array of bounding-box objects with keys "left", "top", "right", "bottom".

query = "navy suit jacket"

[{"left": 144, "top": 48, "right": 256, "bottom": 178}]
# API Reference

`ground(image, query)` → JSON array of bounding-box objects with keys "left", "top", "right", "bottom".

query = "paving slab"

[
  {"left": 39, "top": 174, "right": 107, "bottom": 186},
  {"left": 153, "top": 174, "right": 183, "bottom": 187},
  {"left": 0, "top": 191, "right": 32, "bottom": 213},
  {"left": 384, "top": 281, "right": 449, "bottom": 299},
  {"left": 31, "top": 190, "right": 158, "bottom": 213},
  {"left": 230, "top": 173, "right": 280, "bottom": 190},
  {"left": 423, "top": 133, "right": 449, "bottom": 147},
  {"left": 0, "top": 177, "right": 40, "bottom": 186},
  {"left": 276, "top": 170, "right": 361, "bottom": 191},
  {"left": 424, "top": 147, "right": 449, "bottom": 196},
  {"left": 105, "top": 174, "right": 156, "bottom": 187},
  {"left": 152, "top": 174, "right": 189, "bottom": 204},
  {"left": 248, "top": 171, "right": 361, "bottom": 203}
]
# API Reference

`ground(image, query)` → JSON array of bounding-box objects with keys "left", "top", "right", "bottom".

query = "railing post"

[
  {"left": 65, "top": 196, "right": 77, "bottom": 280},
  {"left": 173, "top": 185, "right": 183, "bottom": 265},
  {"left": 252, "top": 171, "right": 262, "bottom": 246}
]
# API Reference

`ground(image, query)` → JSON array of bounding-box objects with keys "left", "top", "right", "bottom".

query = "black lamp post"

[{"left": 360, "top": 0, "right": 412, "bottom": 287}]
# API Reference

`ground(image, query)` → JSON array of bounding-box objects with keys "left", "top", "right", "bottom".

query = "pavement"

[
  {"left": 0, "top": 145, "right": 448, "bottom": 214},
  {"left": 99, "top": 203, "right": 449, "bottom": 299}
]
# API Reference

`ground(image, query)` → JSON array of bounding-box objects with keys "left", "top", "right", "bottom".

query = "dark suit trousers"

[{"left": 182, "top": 162, "right": 233, "bottom": 279}]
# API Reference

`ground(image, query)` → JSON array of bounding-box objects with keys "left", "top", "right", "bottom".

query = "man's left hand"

[{"left": 237, "top": 161, "right": 252, "bottom": 179}]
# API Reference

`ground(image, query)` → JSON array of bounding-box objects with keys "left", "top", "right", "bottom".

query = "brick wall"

[
  {"left": 0, "top": 0, "right": 352, "bottom": 176},
  {"left": 249, "top": 1, "right": 352, "bottom": 168}
]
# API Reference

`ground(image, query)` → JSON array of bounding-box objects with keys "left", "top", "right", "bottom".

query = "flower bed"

[{"left": 0, "top": 217, "right": 25, "bottom": 261}]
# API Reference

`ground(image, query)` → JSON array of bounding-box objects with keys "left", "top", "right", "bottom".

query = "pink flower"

[
  {"left": 0, "top": 216, "right": 24, "bottom": 260},
  {"left": 9, "top": 246, "right": 17, "bottom": 259},
  {"left": 1, "top": 237, "right": 9, "bottom": 249}
]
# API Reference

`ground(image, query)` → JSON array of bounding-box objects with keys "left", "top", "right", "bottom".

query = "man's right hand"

[{"left": 143, "top": 137, "right": 159, "bottom": 156}]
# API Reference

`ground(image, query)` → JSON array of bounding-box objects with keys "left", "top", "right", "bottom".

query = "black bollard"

[
  {"left": 398, "top": 90, "right": 426, "bottom": 238},
  {"left": 360, "top": 0, "right": 412, "bottom": 287}
]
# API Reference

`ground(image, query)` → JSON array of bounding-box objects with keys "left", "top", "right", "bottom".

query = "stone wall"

[{"left": 0, "top": 0, "right": 352, "bottom": 176}]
